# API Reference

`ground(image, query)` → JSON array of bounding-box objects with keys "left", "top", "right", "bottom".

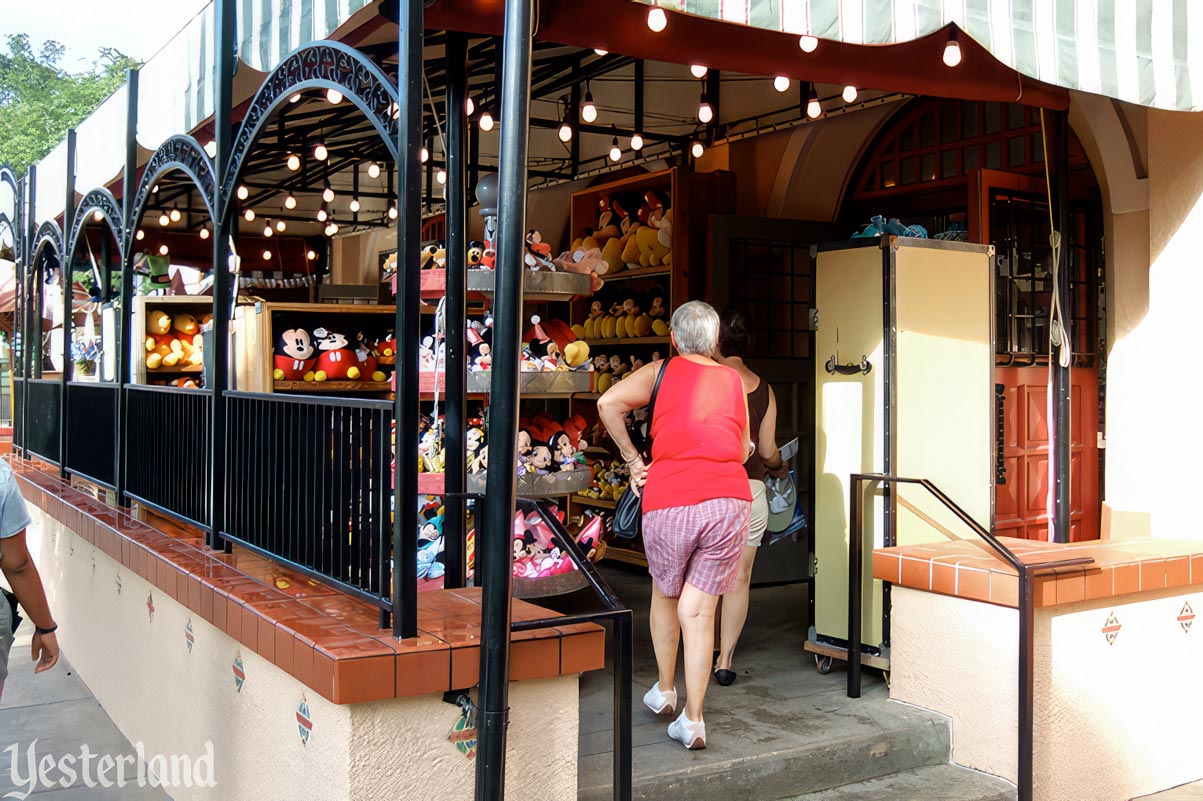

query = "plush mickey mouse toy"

[
  {"left": 273, "top": 326, "right": 317, "bottom": 381},
  {"left": 313, "top": 327, "right": 362, "bottom": 381}
]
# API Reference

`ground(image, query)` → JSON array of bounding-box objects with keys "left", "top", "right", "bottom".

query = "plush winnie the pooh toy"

[{"left": 144, "top": 309, "right": 179, "bottom": 369}]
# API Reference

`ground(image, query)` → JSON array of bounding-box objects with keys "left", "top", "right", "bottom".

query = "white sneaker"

[
  {"left": 667, "top": 710, "right": 707, "bottom": 750},
  {"left": 642, "top": 682, "right": 677, "bottom": 716}
]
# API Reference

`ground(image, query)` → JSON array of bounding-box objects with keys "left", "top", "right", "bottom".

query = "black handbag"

[
  {"left": 2, "top": 587, "right": 20, "bottom": 635},
  {"left": 611, "top": 357, "right": 672, "bottom": 540}
]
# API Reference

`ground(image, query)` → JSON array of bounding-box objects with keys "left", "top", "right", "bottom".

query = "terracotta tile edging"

[{"left": 11, "top": 460, "right": 606, "bottom": 704}]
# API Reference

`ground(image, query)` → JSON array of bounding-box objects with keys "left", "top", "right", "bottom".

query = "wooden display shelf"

[
  {"left": 420, "top": 268, "right": 592, "bottom": 301},
  {"left": 604, "top": 544, "right": 648, "bottom": 567},
  {"left": 274, "top": 379, "right": 391, "bottom": 393},
  {"left": 132, "top": 296, "right": 214, "bottom": 386},
  {"left": 409, "top": 467, "right": 593, "bottom": 498},
  {"left": 147, "top": 364, "right": 203, "bottom": 374},
  {"left": 601, "top": 265, "right": 672, "bottom": 281},
  {"left": 417, "top": 370, "right": 592, "bottom": 397},
  {"left": 572, "top": 496, "right": 617, "bottom": 510},
  {"left": 583, "top": 336, "right": 669, "bottom": 347}
]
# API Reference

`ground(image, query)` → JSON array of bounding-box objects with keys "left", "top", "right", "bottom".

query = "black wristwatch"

[{"left": 35, "top": 624, "right": 58, "bottom": 635}]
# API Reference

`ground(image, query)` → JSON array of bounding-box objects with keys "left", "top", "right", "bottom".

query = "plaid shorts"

[{"left": 642, "top": 497, "right": 751, "bottom": 597}]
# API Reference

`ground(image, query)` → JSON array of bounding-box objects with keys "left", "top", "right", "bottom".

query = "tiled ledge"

[
  {"left": 11, "top": 458, "right": 605, "bottom": 704},
  {"left": 873, "top": 536, "right": 1203, "bottom": 608}
]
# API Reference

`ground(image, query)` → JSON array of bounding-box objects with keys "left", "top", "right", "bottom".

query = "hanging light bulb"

[
  {"left": 326, "top": 88, "right": 343, "bottom": 104},
  {"left": 284, "top": 194, "right": 297, "bottom": 210},
  {"left": 169, "top": 207, "right": 182, "bottom": 222},
  {"left": 479, "top": 110, "right": 495, "bottom": 131},
  {"left": 436, "top": 169, "right": 447, "bottom": 185},
  {"left": 773, "top": 75, "right": 790, "bottom": 93},
  {"left": 325, "top": 221, "right": 339, "bottom": 237},
  {"left": 317, "top": 203, "right": 328, "bottom": 222},
  {"left": 581, "top": 88, "right": 597, "bottom": 124},
  {"left": 594, "top": 48, "right": 608, "bottom": 56},
  {"left": 697, "top": 93, "right": 714, "bottom": 124},
  {"left": 842, "top": 85, "right": 858, "bottom": 103},
  {"left": 313, "top": 141, "right": 328, "bottom": 161},
  {"left": 466, "top": 97, "right": 475, "bottom": 117},
  {"left": 943, "top": 29, "right": 962, "bottom": 67},
  {"left": 807, "top": 85, "right": 822, "bottom": 119},
  {"left": 799, "top": 33, "right": 819, "bottom": 53},
  {"left": 263, "top": 222, "right": 273, "bottom": 238},
  {"left": 158, "top": 212, "right": 170, "bottom": 227},
  {"left": 204, "top": 140, "right": 217, "bottom": 156},
  {"left": 349, "top": 197, "right": 361, "bottom": 213},
  {"left": 159, "top": 244, "right": 169, "bottom": 256},
  {"left": 690, "top": 64, "right": 708, "bottom": 79},
  {"left": 135, "top": 229, "right": 145, "bottom": 241},
  {"left": 647, "top": 6, "right": 667, "bottom": 32},
  {"left": 286, "top": 153, "right": 301, "bottom": 171},
  {"left": 367, "top": 162, "right": 381, "bottom": 179},
  {"left": 199, "top": 227, "right": 210, "bottom": 240},
  {"left": 557, "top": 119, "right": 573, "bottom": 143},
  {"left": 289, "top": 93, "right": 302, "bottom": 103},
  {"left": 93, "top": 210, "right": 104, "bottom": 222},
  {"left": 420, "top": 146, "right": 430, "bottom": 163},
  {"left": 306, "top": 249, "right": 317, "bottom": 260},
  {"left": 630, "top": 132, "right": 644, "bottom": 151},
  {"left": 388, "top": 204, "right": 398, "bottom": 220},
  {"left": 237, "top": 185, "right": 249, "bottom": 200},
  {"left": 691, "top": 140, "right": 705, "bottom": 158},
  {"left": 609, "top": 135, "right": 622, "bottom": 162},
  {"left": 244, "top": 208, "right": 257, "bottom": 221},
  {"left": 276, "top": 219, "right": 286, "bottom": 232},
  {"left": 322, "top": 185, "right": 335, "bottom": 203},
  {"left": 262, "top": 249, "right": 272, "bottom": 260}
]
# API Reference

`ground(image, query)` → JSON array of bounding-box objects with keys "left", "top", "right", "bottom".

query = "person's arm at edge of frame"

[
  {"left": 1, "top": 531, "right": 60, "bottom": 673},
  {"left": 596, "top": 359, "right": 661, "bottom": 496},
  {"left": 759, "top": 386, "right": 789, "bottom": 479}
]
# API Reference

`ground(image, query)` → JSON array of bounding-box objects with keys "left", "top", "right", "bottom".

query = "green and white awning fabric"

[
  {"left": 640, "top": 0, "right": 1203, "bottom": 112},
  {"left": 236, "top": 0, "right": 376, "bottom": 72}
]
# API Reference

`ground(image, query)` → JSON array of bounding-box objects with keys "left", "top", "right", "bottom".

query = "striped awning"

[{"left": 640, "top": 0, "right": 1203, "bottom": 112}]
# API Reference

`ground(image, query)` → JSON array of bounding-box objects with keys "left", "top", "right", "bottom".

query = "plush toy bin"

[
  {"left": 421, "top": 268, "right": 592, "bottom": 302},
  {"left": 511, "top": 501, "right": 608, "bottom": 600},
  {"left": 465, "top": 370, "right": 593, "bottom": 396},
  {"left": 467, "top": 465, "right": 593, "bottom": 496}
]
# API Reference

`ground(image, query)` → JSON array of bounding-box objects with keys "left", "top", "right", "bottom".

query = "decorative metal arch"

[
  {"left": 68, "top": 188, "right": 124, "bottom": 264},
  {"left": 31, "top": 220, "right": 64, "bottom": 268},
  {"left": 0, "top": 166, "right": 20, "bottom": 258},
  {"left": 124, "top": 134, "right": 216, "bottom": 257},
  {"left": 222, "top": 41, "right": 400, "bottom": 210}
]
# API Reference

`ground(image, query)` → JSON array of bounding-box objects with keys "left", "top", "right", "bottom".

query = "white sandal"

[
  {"left": 642, "top": 681, "right": 677, "bottom": 716},
  {"left": 667, "top": 710, "right": 707, "bottom": 750}
]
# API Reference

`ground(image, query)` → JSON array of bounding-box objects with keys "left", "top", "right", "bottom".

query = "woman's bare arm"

[
  {"left": 596, "top": 360, "right": 661, "bottom": 492},
  {"left": 758, "top": 387, "right": 788, "bottom": 476},
  {"left": 2, "top": 531, "right": 60, "bottom": 673}
]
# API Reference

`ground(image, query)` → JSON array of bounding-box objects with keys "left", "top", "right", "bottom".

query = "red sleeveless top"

[{"left": 642, "top": 358, "right": 753, "bottom": 513}]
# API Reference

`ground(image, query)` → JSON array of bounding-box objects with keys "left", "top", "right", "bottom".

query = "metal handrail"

[
  {"left": 846, "top": 473, "right": 1094, "bottom": 801},
  {"left": 514, "top": 497, "right": 632, "bottom": 801}
]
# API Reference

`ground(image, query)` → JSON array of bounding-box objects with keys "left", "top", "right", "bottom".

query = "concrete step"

[{"left": 782, "top": 765, "right": 1017, "bottom": 801}]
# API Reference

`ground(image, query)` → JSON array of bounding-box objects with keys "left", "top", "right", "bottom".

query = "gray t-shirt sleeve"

[{"left": 0, "top": 463, "right": 31, "bottom": 540}]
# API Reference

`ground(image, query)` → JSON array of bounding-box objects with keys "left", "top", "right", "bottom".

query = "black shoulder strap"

[{"left": 648, "top": 356, "right": 672, "bottom": 422}]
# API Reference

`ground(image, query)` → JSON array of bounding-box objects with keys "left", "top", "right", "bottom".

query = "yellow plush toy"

[
  {"left": 144, "top": 310, "right": 179, "bottom": 369},
  {"left": 563, "top": 340, "right": 590, "bottom": 369}
]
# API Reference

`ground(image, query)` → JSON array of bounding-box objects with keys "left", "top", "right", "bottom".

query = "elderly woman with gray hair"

[{"left": 597, "top": 300, "right": 752, "bottom": 750}]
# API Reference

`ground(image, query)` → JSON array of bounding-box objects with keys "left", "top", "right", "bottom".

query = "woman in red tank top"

[{"left": 598, "top": 301, "right": 752, "bottom": 750}]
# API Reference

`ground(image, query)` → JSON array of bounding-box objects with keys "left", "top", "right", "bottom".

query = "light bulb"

[
  {"left": 630, "top": 132, "right": 644, "bottom": 151},
  {"left": 349, "top": 198, "right": 361, "bottom": 213},
  {"left": 158, "top": 244, "right": 169, "bottom": 256},
  {"left": 151, "top": 184, "right": 159, "bottom": 193},
  {"left": 326, "top": 88, "right": 343, "bottom": 104},
  {"left": 263, "top": 223, "right": 273, "bottom": 237},
  {"left": 647, "top": 6, "right": 667, "bottom": 32},
  {"left": 204, "top": 140, "right": 217, "bottom": 156},
  {"left": 199, "top": 227, "right": 210, "bottom": 240},
  {"left": 244, "top": 208, "right": 256, "bottom": 222},
  {"left": 237, "top": 185, "right": 249, "bottom": 200},
  {"left": 317, "top": 205, "right": 328, "bottom": 222},
  {"left": 322, "top": 186, "right": 335, "bottom": 203},
  {"left": 169, "top": 208, "right": 181, "bottom": 222},
  {"left": 698, "top": 98, "right": 714, "bottom": 124},
  {"left": 325, "top": 222, "right": 338, "bottom": 236},
  {"left": 609, "top": 139, "right": 622, "bottom": 162},
  {"left": 286, "top": 153, "right": 301, "bottom": 171},
  {"left": 420, "top": 146, "right": 430, "bottom": 163},
  {"left": 284, "top": 194, "right": 297, "bottom": 210},
  {"left": 367, "top": 162, "right": 380, "bottom": 179},
  {"left": 558, "top": 121, "right": 573, "bottom": 143},
  {"left": 263, "top": 249, "right": 272, "bottom": 260},
  {"left": 690, "top": 64, "right": 707, "bottom": 79},
  {"left": 943, "top": 32, "right": 962, "bottom": 67},
  {"left": 388, "top": 205, "right": 398, "bottom": 220},
  {"left": 691, "top": 140, "right": 704, "bottom": 158},
  {"left": 436, "top": 169, "right": 447, "bottom": 185},
  {"left": 158, "top": 213, "right": 169, "bottom": 227},
  {"left": 135, "top": 229, "right": 145, "bottom": 241},
  {"left": 289, "top": 93, "right": 301, "bottom": 103},
  {"left": 93, "top": 210, "right": 104, "bottom": 222},
  {"left": 843, "top": 85, "right": 858, "bottom": 103},
  {"left": 807, "top": 97, "right": 822, "bottom": 119},
  {"left": 594, "top": 48, "right": 608, "bottom": 56},
  {"left": 276, "top": 220, "right": 286, "bottom": 232},
  {"left": 306, "top": 249, "right": 317, "bottom": 260},
  {"left": 466, "top": 97, "right": 475, "bottom": 116},
  {"left": 773, "top": 75, "right": 790, "bottom": 93},
  {"left": 313, "top": 142, "right": 328, "bottom": 161},
  {"left": 581, "top": 95, "right": 597, "bottom": 123},
  {"left": 799, "top": 34, "right": 818, "bottom": 53},
  {"left": 479, "top": 111, "right": 495, "bottom": 132}
]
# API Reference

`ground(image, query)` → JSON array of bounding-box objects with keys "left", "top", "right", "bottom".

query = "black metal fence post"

[
  {"left": 1047, "top": 109, "right": 1072, "bottom": 544},
  {"left": 13, "top": 175, "right": 25, "bottom": 455},
  {"left": 613, "top": 610, "right": 633, "bottom": 801},
  {"left": 477, "top": 0, "right": 534, "bottom": 797},
  {"left": 1017, "top": 566, "right": 1035, "bottom": 801},
  {"left": 23, "top": 166, "right": 36, "bottom": 445},
  {"left": 59, "top": 129, "right": 76, "bottom": 480},
  {"left": 847, "top": 476, "right": 863, "bottom": 698},
  {"left": 393, "top": 0, "right": 424, "bottom": 639},
  {"left": 115, "top": 68, "right": 138, "bottom": 507}
]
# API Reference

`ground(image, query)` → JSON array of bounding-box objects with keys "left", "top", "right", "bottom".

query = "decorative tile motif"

[
  {"left": 147, "top": 592, "right": 155, "bottom": 623},
  {"left": 115, "top": 573, "right": 122, "bottom": 595},
  {"left": 1102, "top": 612, "right": 1121, "bottom": 646},
  {"left": 1179, "top": 602, "right": 1195, "bottom": 634},
  {"left": 296, "top": 696, "right": 313, "bottom": 746},
  {"left": 448, "top": 706, "right": 477, "bottom": 760},
  {"left": 185, "top": 619, "right": 195, "bottom": 653},
  {"left": 91, "top": 548, "right": 96, "bottom": 576},
  {"left": 233, "top": 652, "right": 246, "bottom": 693}
]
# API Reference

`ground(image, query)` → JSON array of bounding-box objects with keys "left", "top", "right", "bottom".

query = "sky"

[{"left": 2, "top": 0, "right": 210, "bottom": 71}]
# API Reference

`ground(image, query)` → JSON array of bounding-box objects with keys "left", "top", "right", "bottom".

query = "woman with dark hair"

[{"left": 713, "top": 307, "right": 789, "bottom": 686}]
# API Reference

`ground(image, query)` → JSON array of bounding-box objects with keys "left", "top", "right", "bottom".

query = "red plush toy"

[
  {"left": 313, "top": 327, "right": 362, "bottom": 381},
  {"left": 273, "top": 326, "right": 317, "bottom": 381}
]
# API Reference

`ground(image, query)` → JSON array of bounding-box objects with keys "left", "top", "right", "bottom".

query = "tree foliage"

[{"left": 0, "top": 34, "right": 138, "bottom": 176}]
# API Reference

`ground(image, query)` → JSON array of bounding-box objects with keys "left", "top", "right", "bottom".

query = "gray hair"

[{"left": 670, "top": 301, "right": 720, "bottom": 356}]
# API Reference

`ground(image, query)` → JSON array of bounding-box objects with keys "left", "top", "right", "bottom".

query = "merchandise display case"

[{"left": 131, "top": 295, "right": 214, "bottom": 388}]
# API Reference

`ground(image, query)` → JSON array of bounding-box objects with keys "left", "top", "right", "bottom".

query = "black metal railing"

[
  {"left": 25, "top": 379, "right": 62, "bottom": 465},
  {"left": 64, "top": 382, "right": 118, "bottom": 488},
  {"left": 847, "top": 473, "right": 1093, "bottom": 801},
  {"left": 12, "top": 377, "right": 22, "bottom": 450},
  {"left": 513, "top": 498, "right": 632, "bottom": 801},
  {"left": 125, "top": 385, "right": 212, "bottom": 529},
  {"left": 223, "top": 391, "right": 394, "bottom": 626}
]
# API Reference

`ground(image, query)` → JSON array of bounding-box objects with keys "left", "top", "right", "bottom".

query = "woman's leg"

[
  {"left": 649, "top": 582, "right": 681, "bottom": 692},
  {"left": 677, "top": 581, "right": 721, "bottom": 721},
  {"left": 715, "top": 545, "right": 758, "bottom": 672}
]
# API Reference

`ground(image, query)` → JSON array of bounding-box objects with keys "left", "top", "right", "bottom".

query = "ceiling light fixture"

[
  {"left": 313, "top": 141, "right": 328, "bottom": 161},
  {"left": 630, "top": 132, "right": 644, "bottom": 151},
  {"left": 697, "top": 93, "right": 714, "bottom": 124},
  {"left": 286, "top": 153, "right": 301, "bottom": 171},
  {"left": 262, "top": 249, "right": 272, "bottom": 260},
  {"left": 609, "top": 131, "right": 622, "bottom": 162},
  {"left": 289, "top": 93, "right": 301, "bottom": 103},
  {"left": 199, "top": 227, "right": 210, "bottom": 240},
  {"left": 326, "top": 88, "right": 343, "bottom": 104},
  {"left": 158, "top": 244, "right": 169, "bottom": 256},
  {"left": 306, "top": 249, "right": 317, "bottom": 260},
  {"left": 322, "top": 184, "right": 335, "bottom": 203},
  {"left": 690, "top": 140, "right": 705, "bottom": 158},
  {"left": 158, "top": 212, "right": 170, "bottom": 227},
  {"left": 594, "top": 48, "right": 608, "bottom": 56},
  {"left": 943, "top": 28, "right": 962, "bottom": 67},
  {"left": 93, "top": 210, "right": 104, "bottom": 222},
  {"left": 276, "top": 220, "right": 286, "bottom": 232},
  {"left": 479, "top": 109, "right": 495, "bottom": 132},
  {"left": 799, "top": 33, "right": 819, "bottom": 53},
  {"left": 436, "top": 169, "right": 447, "bottom": 185},
  {"left": 773, "top": 75, "right": 790, "bottom": 93},
  {"left": 420, "top": 146, "right": 430, "bottom": 163},
  {"left": 807, "top": 84, "right": 822, "bottom": 119},
  {"left": 581, "top": 84, "right": 598, "bottom": 123},
  {"left": 135, "top": 229, "right": 145, "bottom": 241},
  {"left": 690, "top": 64, "right": 707, "bottom": 79},
  {"left": 169, "top": 207, "right": 181, "bottom": 222},
  {"left": 263, "top": 222, "right": 273, "bottom": 238},
  {"left": 466, "top": 97, "right": 475, "bottom": 117},
  {"left": 284, "top": 194, "right": 297, "bottom": 210},
  {"left": 237, "top": 185, "right": 249, "bottom": 200},
  {"left": 349, "top": 197, "right": 361, "bottom": 213},
  {"left": 244, "top": 208, "right": 256, "bottom": 221},
  {"left": 317, "top": 203, "right": 328, "bottom": 222},
  {"left": 388, "top": 204, "right": 398, "bottom": 220},
  {"left": 558, "top": 118, "right": 573, "bottom": 143},
  {"left": 367, "top": 162, "right": 381, "bottom": 179},
  {"left": 842, "top": 84, "right": 858, "bottom": 103},
  {"left": 647, "top": 6, "right": 668, "bottom": 32}
]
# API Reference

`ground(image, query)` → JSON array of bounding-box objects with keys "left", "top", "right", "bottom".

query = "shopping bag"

[{"left": 764, "top": 470, "right": 807, "bottom": 545}]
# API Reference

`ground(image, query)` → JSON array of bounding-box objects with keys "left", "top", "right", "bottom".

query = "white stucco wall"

[{"left": 25, "top": 505, "right": 579, "bottom": 801}]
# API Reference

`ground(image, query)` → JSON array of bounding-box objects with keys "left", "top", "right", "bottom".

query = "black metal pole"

[
  {"left": 444, "top": 32, "right": 468, "bottom": 589},
  {"left": 393, "top": 0, "right": 423, "bottom": 640},
  {"left": 60, "top": 129, "right": 76, "bottom": 477},
  {"left": 613, "top": 610, "right": 633, "bottom": 801},
  {"left": 1017, "top": 567, "right": 1035, "bottom": 801},
  {"left": 115, "top": 68, "right": 138, "bottom": 506},
  {"left": 476, "top": 0, "right": 533, "bottom": 797},
  {"left": 568, "top": 77, "right": 580, "bottom": 179},
  {"left": 24, "top": 166, "right": 36, "bottom": 467},
  {"left": 210, "top": 0, "right": 236, "bottom": 550},
  {"left": 1049, "top": 110, "right": 1072, "bottom": 544},
  {"left": 847, "top": 476, "right": 862, "bottom": 698},
  {"left": 12, "top": 175, "right": 23, "bottom": 456}
]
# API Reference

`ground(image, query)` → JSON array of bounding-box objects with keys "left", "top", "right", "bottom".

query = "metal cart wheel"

[{"left": 815, "top": 654, "right": 833, "bottom": 674}]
